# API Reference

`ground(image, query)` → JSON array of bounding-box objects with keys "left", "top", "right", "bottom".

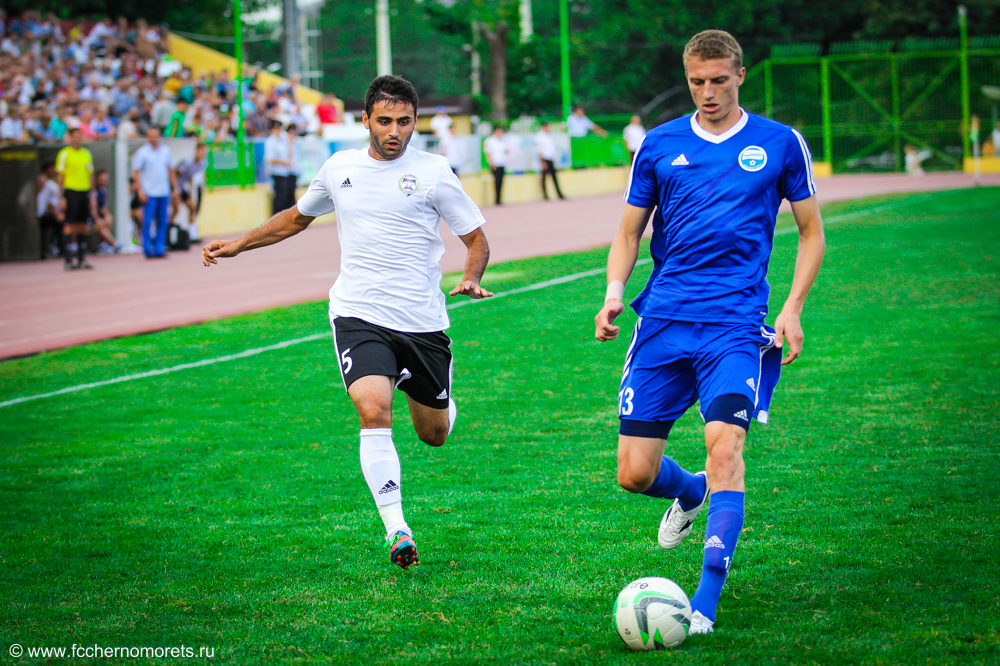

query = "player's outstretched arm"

[
  {"left": 775, "top": 195, "right": 826, "bottom": 364},
  {"left": 202, "top": 205, "right": 316, "bottom": 267},
  {"left": 595, "top": 204, "right": 653, "bottom": 342},
  {"left": 450, "top": 226, "right": 493, "bottom": 299}
]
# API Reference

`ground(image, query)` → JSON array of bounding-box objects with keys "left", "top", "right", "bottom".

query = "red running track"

[{"left": 1, "top": 172, "right": 996, "bottom": 360}]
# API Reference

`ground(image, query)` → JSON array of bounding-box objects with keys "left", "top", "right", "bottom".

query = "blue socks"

[
  {"left": 690, "top": 490, "right": 745, "bottom": 622},
  {"left": 640, "top": 456, "right": 706, "bottom": 510}
]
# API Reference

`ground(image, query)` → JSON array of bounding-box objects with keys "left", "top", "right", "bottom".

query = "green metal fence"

[
  {"left": 204, "top": 141, "right": 256, "bottom": 189},
  {"left": 741, "top": 37, "right": 1000, "bottom": 173}
]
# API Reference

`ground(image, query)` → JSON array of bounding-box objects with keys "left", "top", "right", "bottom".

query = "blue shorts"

[{"left": 618, "top": 317, "right": 781, "bottom": 429}]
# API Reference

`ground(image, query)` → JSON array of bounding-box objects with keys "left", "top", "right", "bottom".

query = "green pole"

[
  {"left": 764, "top": 60, "right": 773, "bottom": 118},
  {"left": 559, "top": 0, "right": 570, "bottom": 118},
  {"left": 234, "top": 0, "right": 247, "bottom": 189},
  {"left": 959, "top": 5, "right": 970, "bottom": 160},
  {"left": 890, "top": 55, "right": 901, "bottom": 171},
  {"left": 821, "top": 58, "right": 832, "bottom": 168}
]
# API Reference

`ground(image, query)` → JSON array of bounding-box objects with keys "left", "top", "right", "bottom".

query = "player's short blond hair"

[{"left": 683, "top": 30, "right": 744, "bottom": 71}]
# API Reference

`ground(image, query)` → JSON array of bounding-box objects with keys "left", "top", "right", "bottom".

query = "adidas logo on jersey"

[
  {"left": 341, "top": 178, "right": 352, "bottom": 188},
  {"left": 436, "top": 388, "right": 448, "bottom": 400},
  {"left": 746, "top": 377, "right": 756, "bottom": 391},
  {"left": 705, "top": 535, "right": 725, "bottom": 549},
  {"left": 671, "top": 154, "right": 689, "bottom": 166},
  {"left": 378, "top": 480, "right": 399, "bottom": 495},
  {"left": 734, "top": 409, "right": 749, "bottom": 421}
]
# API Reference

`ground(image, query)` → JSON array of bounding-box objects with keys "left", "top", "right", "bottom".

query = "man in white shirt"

[
  {"left": 623, "top": 114, "right": 646, "bottom": 162},
  {"left": 482, "top": 126, "right": 508, "bottom": 205},
  {"left": 37, "top": 161, "right": 63, "bottom": 259},
  {"left": 202, "top": 75, "right": 492, "bottom": 572},
  {"left": 535, "top": 121, "right": 565, "bottom": 200},
  {"left": 429, "top": 106, "right": 452, "bottom": 138},
  {"left": 0, "top": 105, "right": 26, "bottom": 143},
  {"left": 567, "top": 105, "right": 607, "bottom": 137},
  {"left": 132, "top": 127, "right": 178, "bottom": 258},
  {"left": 264, "top": 120, "right": 296, "bottom": 214}
]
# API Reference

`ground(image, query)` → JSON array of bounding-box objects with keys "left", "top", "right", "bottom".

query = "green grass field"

[{"left": 2, "top": 188, "right": 999, "bottom": 665}]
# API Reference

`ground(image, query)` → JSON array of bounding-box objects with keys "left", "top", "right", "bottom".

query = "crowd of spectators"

[{"left": 0, "top": 10, "right": 344, "bottom": 147}]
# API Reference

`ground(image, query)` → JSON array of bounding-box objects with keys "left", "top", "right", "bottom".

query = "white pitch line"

[{"left": 0, "top": 191, "right": 952, "bottom": 409}]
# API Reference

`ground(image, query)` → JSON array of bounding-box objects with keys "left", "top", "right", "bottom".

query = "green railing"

[
  {"left": 741, "top": 36, "right": 1000, "bottom": 173},
  {"left": 204, "top": 141, "right": 256, "bottom": 189},
  {"left": 569, "top": 136, "right": 630, "bottom": 168}
]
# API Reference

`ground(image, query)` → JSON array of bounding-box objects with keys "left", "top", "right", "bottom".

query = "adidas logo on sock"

[
  {"left": 436, "top": 388, "right": 448, "bottom": 400},
  {"left": 671, "top": 154, "right": 689, "bottom": 166},
  {"left": 378, "top": 480, "right": 399, "bottom": 495},
  {"left": 341, "top": 178, "right": 352, "bottom": 188},
  {"left": 705, "top": 535, "right": 725, "bottom": 549},
  {"left": 734, "top": 409, "right": 749, "bottom": 421},
  {"left": 746, "top": 377, "right": 756, "bottom": 391}
]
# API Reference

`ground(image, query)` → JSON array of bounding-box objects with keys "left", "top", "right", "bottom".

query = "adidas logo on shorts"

[
  {"left": 378, "top": 480, "right": 399, "bottom": 495},
  {"left": 436, "top": 389, "right": 448, "bottom": 400},
  {"left": 734, "top": 409, "right": 749, "bottom": 421},
  {"left": 705, "top": 535, "right": 725, "bottom": 549}
]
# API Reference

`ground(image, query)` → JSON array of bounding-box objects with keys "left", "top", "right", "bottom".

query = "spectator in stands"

[
  {"left": 117, "top": 106, "right": 142, "bottom": 140},
  {"left": 535, "top": 121, "right": 565, "bottom": 201},
  {"left": 151, "top": 90, "right": 176, "bottom": 129},
  {"left": 567, "top": 105, "right": 607, "bottom": 137},
  {"left": 55, "top": 127, "right": 95, "bottom": 270},
  {"left": 165, "top": 97, "right": 189, "bottom": 137},
  {"left": 37, "top": 162, "right": 64, "bottom": 259},
  {"left": 133, "top": 127, "right": 177, "bottom": 258},
  {"left": 90, "top": 105, "right": 115, "bottom": 140},
  {"left": 623, "top": 114, "right": 645, "bottom": 162},
  {"left": 92, "top": 169, "right": 121, "bottom": 252},
  {"left": 49, "top": 106, "right": 70, "bottom": 141},
  {"left": 317, "top": 95, "right": 340, "bottom": 127},
  {"left": 0, "top": 104, "right": 27, "bottom": 144}
]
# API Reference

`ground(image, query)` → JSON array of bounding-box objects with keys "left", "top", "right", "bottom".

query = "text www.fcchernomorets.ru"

[{"left": 8, "top": 643, "right": 215, "bottom": 659}]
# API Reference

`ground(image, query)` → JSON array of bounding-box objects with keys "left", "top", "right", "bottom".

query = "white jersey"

[{"left": 296, "top": 147, "right": 486, "bottom": 333}]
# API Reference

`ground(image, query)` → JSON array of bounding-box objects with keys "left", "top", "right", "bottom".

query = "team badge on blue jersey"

[
  {"left": 738, "top": 146, "right": 767, "bottom": 172},
  {"left": 399, "top": 174, "right": 420, "bottom": 196}
]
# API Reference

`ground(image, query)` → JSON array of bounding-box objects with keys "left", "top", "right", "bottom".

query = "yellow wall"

[
  {"left": 964, "top": 156, "right": 1000, "bottom": 174},
  {"left": 812, "top": 162, "right": 833, "bottom": 178},
  {"left": 200, "top": 161, "right": 832, "bottom": 237},
  {"left": 166, "top": 33, "right": 339, "bottom": 110}
]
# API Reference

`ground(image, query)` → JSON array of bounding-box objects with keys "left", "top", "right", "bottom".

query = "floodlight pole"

[
  {"left": 959, "top": 5, "right": 970, "bottom": 161},
  {"left": 376, "top": 0, "right": 392, "bottom": 76},
  {"left": 234, "top": 0, "right": 247, "bottom": 189},
  {"left": 559, "top": 0, "right": 570, "bottom": 118}
]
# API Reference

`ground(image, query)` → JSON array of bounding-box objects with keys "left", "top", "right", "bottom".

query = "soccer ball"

[{"left": 613, "top": 577, "right": 692, "bottom": 650}]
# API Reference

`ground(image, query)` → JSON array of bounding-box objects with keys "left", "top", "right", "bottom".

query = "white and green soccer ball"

[{"left": 613, "top": 577, "right": 692, "bottom": 650}]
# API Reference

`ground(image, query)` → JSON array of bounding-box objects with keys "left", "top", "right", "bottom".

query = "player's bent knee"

[
  {"left": 356, "top": 401, "right": 392, "bottom": 429},
  {"left": 418, "top": 428, "right": 448, "bottom": 447},
  {"left": 617, "top": 467, "right": 655, "bottom": 494},
  {"left": 704, "top": 394, "right": 754, "bottom": 432}
]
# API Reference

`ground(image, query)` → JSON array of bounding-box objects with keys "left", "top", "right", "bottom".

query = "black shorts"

[
  {"left": 332, "top": 316, "right": 453, "bottom": 409},
  {"left": 64, "top": 189, "right": 91, "bottom": 224}
]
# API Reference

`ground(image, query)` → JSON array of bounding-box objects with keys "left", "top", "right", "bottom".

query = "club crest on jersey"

[
  {"left": 399, "top": 174, "right": 420, "bottom": 197},
  {"left": 738, "top": 146, "right": 767, "bottom": 172}
]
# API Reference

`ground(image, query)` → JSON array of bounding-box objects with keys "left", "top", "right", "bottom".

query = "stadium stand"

[{"left": 0, "top": 10, "right": 339, "bottom": 146}]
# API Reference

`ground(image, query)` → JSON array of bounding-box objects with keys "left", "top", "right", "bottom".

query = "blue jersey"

[{"left": 625, "top": 109, "right": 816, "bottom": 324}]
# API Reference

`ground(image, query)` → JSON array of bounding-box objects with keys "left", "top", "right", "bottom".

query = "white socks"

[
  {"left": 448, "top": 398, "right": 457, "bottom": 435},
  {"left": 359, "top": 428, "right": 409, "bottom": 537}
]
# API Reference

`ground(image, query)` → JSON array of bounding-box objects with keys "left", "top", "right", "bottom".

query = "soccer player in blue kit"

[{"left": 594, "top": 30, "right": 826, "bottom": 634}]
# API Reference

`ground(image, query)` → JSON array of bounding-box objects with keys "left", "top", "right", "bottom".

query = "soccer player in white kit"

[{"left": 202, "top": 76, "right": 492, "bottom": 570}]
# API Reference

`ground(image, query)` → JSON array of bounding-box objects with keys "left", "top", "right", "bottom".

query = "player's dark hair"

[
  {"left": 683, "top": 30, "right": 744, "bottom": 71},
  {"left": 96, "top": 169, "right": 108, "bottom": 177},
  {"left": 364, "top": 75, "right": 419, "bottom": 117}
]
